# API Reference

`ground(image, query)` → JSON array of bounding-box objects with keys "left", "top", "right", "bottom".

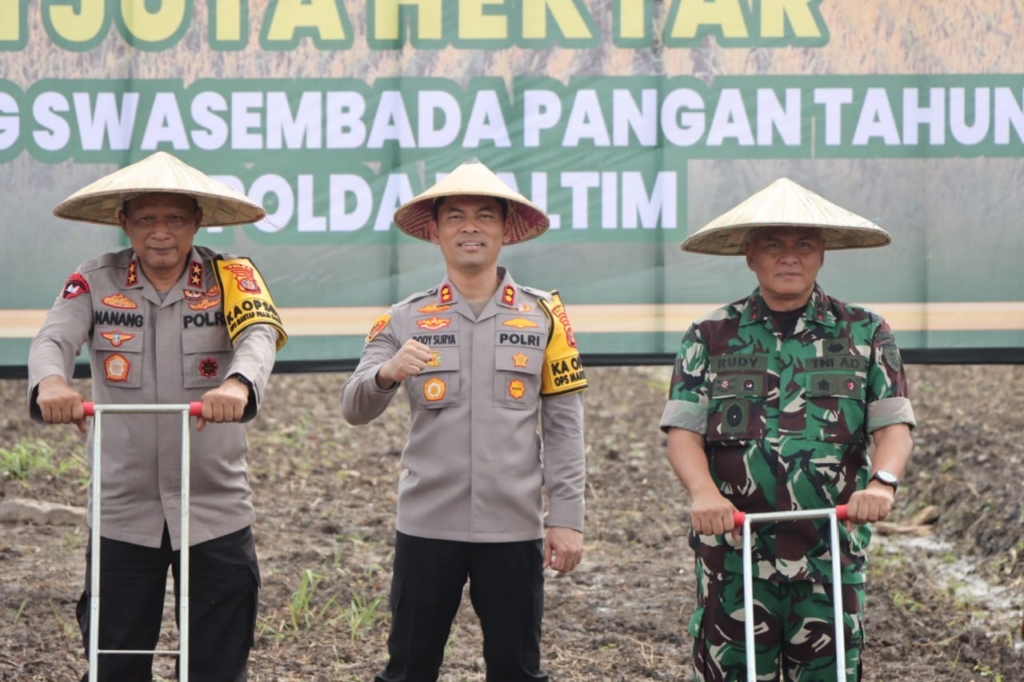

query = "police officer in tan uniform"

[
  {"left": 28, "top": 152, "right": 287, "bottom": 682},
  {"left": 341, "top": 159, "right": 588, "bottom": 682}
]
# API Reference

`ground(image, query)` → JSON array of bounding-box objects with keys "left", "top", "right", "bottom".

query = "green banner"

[{"left": 2, "top": 1, "right": 1023, "bottom": 367}]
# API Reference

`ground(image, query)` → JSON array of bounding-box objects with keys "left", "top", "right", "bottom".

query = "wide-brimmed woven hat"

[
  {"left": 53, "top": 151, "right": 265, "bottom": 227},
  {"left": 681, "top": 178, "right": 892, "bottom": 255},
  {"left": 394, "top": 158, "right": 549, "bottom": 244}
]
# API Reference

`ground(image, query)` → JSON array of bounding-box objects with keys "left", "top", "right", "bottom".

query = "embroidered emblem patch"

[
  {"left": 103, "top": 353, "right": 130, "bottom": 382},
  {"left": 502, "top": 285, "right": 516, "bottom": 306},
  {"left": 550, "top": 301, "right": 578, "bottom": 348},
  {"left": 508, "top": 379, "right": 526, "bottom": 400},
  {"left": 184, "top": 285, "right": 221, "bottom": 311},
  {"left": 199, "top": 357, "right": 219, "bottom": 378},
  {"left": 188, "top": 261, "right": 204, "bottom": 288},
  {"left": 744, "top": 379, "right": 755, "bottom": 391},
  {"left": 125, "top": 260, "right": 138, "bottom": 286},
  {"left": 512, "top": 352, "right": 529, "bottom": 368},
  {"left": 718, "top": 379, "right": 730, "bottom": 390},
  {"left": 416, "top": 317, "right": 452, "bottom": 331},
  {"left": 367, "top": 314, "right": 391, "bottom": 342},
  {"left": 427, "top": 351, "right": 441, "bottom": 367},
  {"left": 418, "top": 302, "right": 451, "bottom": 314},
  {"left": 502, "top": 318, "right": 539, "bottom": 329},
  {"left": 100, "top": 330, "right": 135, "bottom": 348},
  {"left": 846, "top": 379, "right": 857, "bottom": 392},
  {"left": 439, "top": 284, "right": 453, "bottom": 303},
  {"left": 223, "top": 262, "right": 261, "bottom": 293},
  {"left": 423, "top": 378, "right": 446, "bottom": 402},
  {"left": 62, "top": 273, "right": 89, "bottom": 299},
  {"left": 102, "top": 293, "right": 137, "bottom": 309}
]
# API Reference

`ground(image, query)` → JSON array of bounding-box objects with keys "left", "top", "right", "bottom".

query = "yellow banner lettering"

[
  {"left": 46, "top": 0, "right": 106, "bottom": 43},
  {"left": 212, "top": 0, "right": 243, "bottom": 43},
  {"left": 760, "top": 0, "right": 823, "bottom": 39},
  {"left": 523, "top": 0, "right": 592, "bottom": 40},
  {"left": 120, "top": 0, "right": 187, "bottom": 43},
  {"left": 266, "top": 0, "right": 348, "bottom": 42},
  {"left": 459, "top": 0, "right": 507, "bottom": 40},
  {"left": 0, "top": 0, "right": 22, "bottom": 43},
  {"left": 617, "top": 1, "right": 645, "bottom": 39},
  {"left": 669, "top": 0, "right": 748, "bottom": 39},
  {"left": 373, "top": 0, "right": 443, "bottom": 41}
]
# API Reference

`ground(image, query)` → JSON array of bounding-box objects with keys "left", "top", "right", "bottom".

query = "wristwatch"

[
  {"left": 869, "top": 470, "right": 899, "bottom": 493},
  {"left": 228, "top": 373, "right": 253, "bottom": 393}
]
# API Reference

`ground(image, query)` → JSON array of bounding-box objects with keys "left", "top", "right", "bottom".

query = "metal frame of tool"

[
  {"left": 84, "top": 401, "right": 202, "bottom": 682},
  {"left": 734, "top": 506, "right": 850, "bottom": 682}
]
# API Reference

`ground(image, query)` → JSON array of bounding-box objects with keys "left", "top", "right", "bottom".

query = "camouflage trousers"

[{"left": 689, "top": 563, "right": 865, "bottom": 681}]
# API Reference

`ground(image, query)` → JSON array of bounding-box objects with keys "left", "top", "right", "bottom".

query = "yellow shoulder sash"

[
  {"left": 539, "top": 291, "right": 587, "bottom": 396},
  {"left": 213, "top": 257, "right": 288, "bottom": 350}
]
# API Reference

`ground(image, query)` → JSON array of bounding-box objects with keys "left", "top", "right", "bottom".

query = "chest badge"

[
  {"left": 416, "top": 316, "right": 452, "bottom": 331},
  {"left": 423, "top": 378, "right": 447, "bottom": 402},
  {"left": 427, "top": 351, "right": 441, "bottom": 367},
  {"left": 100, "top": 330, "right": 135, "bottom": 348},
  {"left": 199, "top": 357, "right": 220, "bottom": 378},
  {"left": 508, "top": 379, "right": 526, "bottom": 400},
  {"left": 418, "top": 302, "right": 451, "bottom": 314},
  {"left": 102, "top": 293, "right": 138, "bottom": 309},
  {"left": 503, "top": 318, "right": 538, "bottom": 329},
  {"left": 512, "top": 352, "right": 529, "bottom": 368},
  {"left": 103, "top": 354, "right": 130, "bottom": 383}
]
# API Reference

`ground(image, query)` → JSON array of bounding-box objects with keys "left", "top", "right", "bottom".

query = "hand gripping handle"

[
  {"left": 732, "top": 505, "right": 849, "bottom": 526},
  {"left": 82, "top": 402, "right": 204, "bottom": 417}
]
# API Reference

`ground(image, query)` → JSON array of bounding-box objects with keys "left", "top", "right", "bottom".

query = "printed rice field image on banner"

[{"left": 2, "top": 1, "right": 1022, "bottom": 370}]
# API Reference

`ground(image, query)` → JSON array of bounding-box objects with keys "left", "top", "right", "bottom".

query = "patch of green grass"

[
  {"left": 891, "top": 590, "right": 922, "bottom": 614},
  {"left": 0, "top": 438, "right": 87, "bottom": 485},
  {"left": 342, "top": 593, "right": 385, "bottom": 642}
]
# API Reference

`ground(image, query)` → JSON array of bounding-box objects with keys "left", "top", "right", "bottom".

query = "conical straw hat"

[
  {"left": 394, "top": 158, "right": 549, "bottom": 244},
  {"left": 53, "top": 151, "right": 265, "bottom": 227},
  {"left": 681, "top": 178, "right": 892, "bottom": 255}
]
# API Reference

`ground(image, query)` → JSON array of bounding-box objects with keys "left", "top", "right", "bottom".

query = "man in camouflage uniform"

[{"left": 659, "top": 178, "right": 916, "bottom": 681}]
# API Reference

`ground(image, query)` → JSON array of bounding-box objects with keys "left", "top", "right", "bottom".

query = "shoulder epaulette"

[
  {"left": 520, "top": 285, "right": 553, "bottom": 301},
  {"left": 394, "top": 287, "right": 438, "bottom": 309}
]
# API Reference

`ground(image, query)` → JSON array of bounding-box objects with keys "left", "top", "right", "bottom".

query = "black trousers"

[
  {"left": 375, "top": 532, "right": 548, "bottom": 682},
  {"left": 76, "top": 525, "right": 259, "bottom": 682}
]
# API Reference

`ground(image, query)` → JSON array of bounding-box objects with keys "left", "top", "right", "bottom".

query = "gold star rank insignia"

[{"left": 189, "top": 261, "right": 204, "bottom": 288}]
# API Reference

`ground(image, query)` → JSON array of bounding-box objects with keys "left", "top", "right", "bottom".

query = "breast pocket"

[
  {"left": 407, "top": 350, "right": 461, "bottom": 410},
  {"left": 93, "top": 328, "right": 145, "bottom": 389},
  {"left": 182, "top": 329, "right": 233, "bottom": 389},
  {"left": 707, "top": 373, "right": 768, "bottom": 441},
  {"left": 493, "top": 348, "right": 543, "bottom": 410},
  {"left": 804, "top": 372, "right": 867, "bottom": 443}
]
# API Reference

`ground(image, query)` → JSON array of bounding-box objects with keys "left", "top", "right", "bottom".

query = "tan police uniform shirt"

[
  {"left": 27, "top": 246, "right": 278, "bottom": 550},
  {"left": 340, "top": 268, "right": 587, "bottom": 543}
]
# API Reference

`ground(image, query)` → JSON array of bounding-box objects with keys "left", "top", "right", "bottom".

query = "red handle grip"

[
  {"left": 732, "top": 505, "right": 848, "bottom": 526},
  {"left": 82, "top": 402, "right": 204, "bottom": 417}
]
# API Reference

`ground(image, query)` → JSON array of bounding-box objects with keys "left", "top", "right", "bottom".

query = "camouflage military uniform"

[{"left": 660, "top": 284, "right": 916, "bottom": 680}]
